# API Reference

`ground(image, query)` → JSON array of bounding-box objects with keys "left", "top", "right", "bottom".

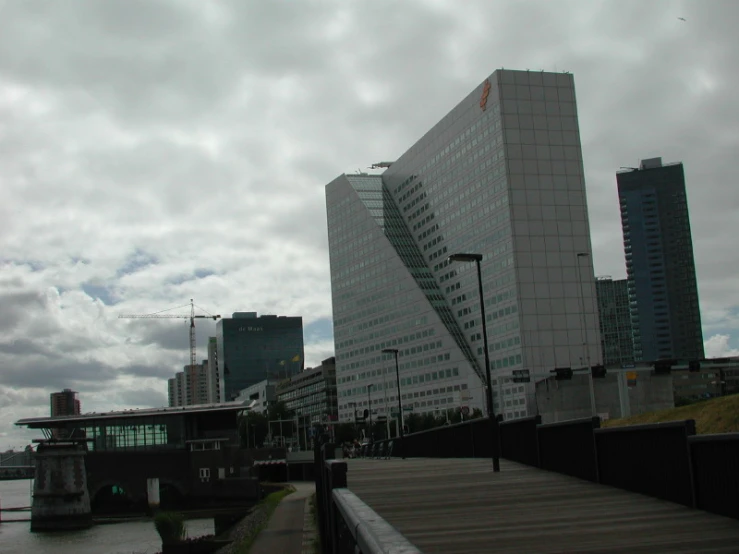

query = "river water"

[{"left": 0, "top": 480, "right": 214, "bottom": 554}]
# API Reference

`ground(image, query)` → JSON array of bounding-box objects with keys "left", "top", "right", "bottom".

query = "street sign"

[
  {"left": 627, "top": 371, "right": 638, "bottom": 387},
  {"left": 512, "top": 369, "right": 531, "bottom": 383}
]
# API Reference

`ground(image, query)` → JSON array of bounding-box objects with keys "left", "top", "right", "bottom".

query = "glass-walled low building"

[{"left": 16, "top": 401, "right": 247, "bottom": 453}]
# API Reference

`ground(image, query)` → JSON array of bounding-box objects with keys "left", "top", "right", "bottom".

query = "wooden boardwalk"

[{"left": 346, "top": 458, "right": 739, "bottom": 553}]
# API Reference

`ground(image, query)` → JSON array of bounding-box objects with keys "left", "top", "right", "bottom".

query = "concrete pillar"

[
  {"left": 618, "top": 372, "right": 631, "bottom": 419},
  {"left": 147, "top": 478, "right": 160, "bottom": 511},
  {"left": 31, "top": 442, "right": 92, "bottom": 531}
]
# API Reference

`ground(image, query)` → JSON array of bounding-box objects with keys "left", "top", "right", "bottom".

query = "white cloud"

[{"left": 704, "top": 335, "right": 739, "bottom": 358}]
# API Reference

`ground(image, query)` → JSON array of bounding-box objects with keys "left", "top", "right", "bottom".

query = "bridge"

[
  {"left": 313, "top": 416, "right": 739, "bottom": 553},
  {"left": 0, "top": 465, "right": 34, "bottom": 480}
]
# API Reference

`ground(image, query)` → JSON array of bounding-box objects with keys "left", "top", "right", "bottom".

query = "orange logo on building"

[{"left": 480, "top": 79, "right": 491, "bottom": 111}]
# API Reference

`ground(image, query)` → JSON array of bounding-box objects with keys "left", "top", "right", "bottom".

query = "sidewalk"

[{"left": 249, "top": 481, "right": 316, "bottom": 554}]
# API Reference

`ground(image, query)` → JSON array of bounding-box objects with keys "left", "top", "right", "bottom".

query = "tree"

[
  {"left": 238, "top": 411, "right": 268, "bottom": 448},
  {"left": 267, "top": 400, "right": 295, "bottom": 421}
]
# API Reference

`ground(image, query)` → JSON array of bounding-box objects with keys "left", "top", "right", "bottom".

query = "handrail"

[{"left": 333, "top": 488, "right": 423, "bottom": 553}]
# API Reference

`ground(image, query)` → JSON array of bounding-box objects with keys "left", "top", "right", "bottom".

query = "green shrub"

[{"left": 154, "top": 511, "right": 187, "bottom": 544}]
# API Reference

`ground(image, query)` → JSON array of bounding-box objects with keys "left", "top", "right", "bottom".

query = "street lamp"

[
  {"left": 367, "top": 384, "right": 373, "bottom": 441},
  {"left": 448, "top": 252, "right": 501, "bottom": 472},
  {"left": 382, "top": 348, "right": 405, "bottom": 459},
  {"left": 576, "top": 252, "right": 596, "bottom": 417}
]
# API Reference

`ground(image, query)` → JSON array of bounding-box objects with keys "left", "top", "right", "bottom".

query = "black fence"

[
  {"left": 690, "top": 433, "right": 739, "bottom": 519},
  {"left": 499, "top": 415, "right": 541, "bottom": 466},
  {"left": 315, "top": 441, "right": 422, "bottom": 553},
  {"left": 595, "top": 420, "right": 696, "bottom": 507},
  {"left": 357, "top": 415, "right": 739, "bottom": 521},
  {"left": 538, "top": 417, "right": 600, "bottom": 482}
]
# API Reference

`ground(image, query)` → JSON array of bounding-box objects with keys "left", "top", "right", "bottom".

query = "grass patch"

[
  {"left": 232, "top": 485, "right": 295, "bottom": 554},
  {"left": 602, "top": 394, "right": 739, "bottom": 434},
  {"left": 309, "top": 493, "right": 321, "bottom": 554}
]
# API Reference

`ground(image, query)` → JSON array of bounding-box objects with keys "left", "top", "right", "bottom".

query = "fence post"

[
  {"left": 325, "top": 460, "right": 348, "bottom": 554},
  {"left": 314, "top": 438, "right": 335, "bottom": 552}
]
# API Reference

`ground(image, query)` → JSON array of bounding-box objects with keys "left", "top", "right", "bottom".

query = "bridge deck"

[{"left": 346, "top": 458, "right": 739, "bottom": 553}]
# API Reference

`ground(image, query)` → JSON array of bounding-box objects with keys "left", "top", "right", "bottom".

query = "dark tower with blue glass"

[{"left": 617, "top": 157, "right": 704, "bottom": 362}]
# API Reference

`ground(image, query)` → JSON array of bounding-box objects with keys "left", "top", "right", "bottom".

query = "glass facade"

[
  {"left": 217, "top": 313, "right": 304, "bottom": 401},
  {"left": 596, "top": 277, "right": 635, "bottom": 366},
  {"left": 617, "top": 159, "right": 704, "bottom": 361},
  {"left": 326, "top": 69, "right": 601, "bottom": 422}
]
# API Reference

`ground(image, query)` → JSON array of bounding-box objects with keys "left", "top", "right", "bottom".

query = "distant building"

[
  {"left": 596, "top": 277, "right": 635, "bottom": 366},
  {"left": 617, "top": 158, "right": 704, "bottom": 362},
  {"left": 276, "top": 357, "right": 338, "bottom": 429},
  {"left": 168, "top": 361, "right": 209, "bottom": 407},
  {"left": 206, "top": 337, "right": 222, "bottom": 403},
  {"left": 167, "top": 378, "right": 177, "bottom": 407},
  {"left": 185, "top": 362, "right": 210, "bottom": 405},
  {"left": 235, "top": 380, "right": 276, "bottom": 414},
  {"left": 217, "top": 312, "right": 304, "bottom": 401},
  {"left": 50, "top": 389, "right": 80, "bottom": 417}
]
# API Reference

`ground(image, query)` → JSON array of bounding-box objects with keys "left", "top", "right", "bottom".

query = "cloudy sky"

[{"left": 1, "top": 0, "right": 737, "bottom": 449}]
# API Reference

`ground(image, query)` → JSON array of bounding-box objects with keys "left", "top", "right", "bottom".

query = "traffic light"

[
  {"left": 552, "top": 367, "right": 573, "bottom": 380},
  {"left": 591, "top": 365, "right": 607, "bottom": 378},
  {"left": 688, "top": 360, "right": 701, "bottom": 373}
]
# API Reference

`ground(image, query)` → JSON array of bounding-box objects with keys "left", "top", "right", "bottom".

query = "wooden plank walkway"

[{"left": 346, "top": 458, "right": 739, "bottom": 553}]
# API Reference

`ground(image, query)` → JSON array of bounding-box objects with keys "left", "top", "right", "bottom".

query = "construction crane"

[
  {"left": 119, "top": 299, "right": 221, "bottom": 369},
  {"left": 369, "top": 161, "right": 394, "bottom": 169}
]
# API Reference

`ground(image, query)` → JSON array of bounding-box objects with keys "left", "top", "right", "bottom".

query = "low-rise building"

[
  {"left": 276, "top": 357, "right": 337, "bottom": 425},
  {"left": 235, "top": 380, "right": 276, "bottom": 414}
]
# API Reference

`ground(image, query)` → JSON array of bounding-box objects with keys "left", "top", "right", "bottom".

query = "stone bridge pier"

[{"left": 31, "top": 441, "right": 92, "bottom": 531}]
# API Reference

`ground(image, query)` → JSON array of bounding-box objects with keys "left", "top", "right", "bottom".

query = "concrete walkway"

[{"left": 250, "top": 481, "right": 315, "bottom": 554}]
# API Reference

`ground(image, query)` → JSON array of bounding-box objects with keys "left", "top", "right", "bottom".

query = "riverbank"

[{"left": 214, "top": 484, "right": 295, "bottom": 554}]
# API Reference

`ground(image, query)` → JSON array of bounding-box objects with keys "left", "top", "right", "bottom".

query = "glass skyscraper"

[
  {"left": 217, "top": 312, "right": 304, "bottom": 401},
  {"left": 326, "top": 69, "right": 602, "bottom": 422},
  {"left": 595, "top": 277, "right": 635, "bottom": 366},
  {"left": 617, "top": 158, "right": 704, "bottom": 362}
]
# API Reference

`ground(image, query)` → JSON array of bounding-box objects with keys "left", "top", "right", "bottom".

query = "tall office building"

[
  {"left": 617, "top": 158, "right": 704, "bottom": 362},
  {"left": 217, "top": 312, "right": 304, "bottom": 401},
  {"left": 206, "top": 337, "right": 222, "bottom": 403},
  {"left": 326, "top": 69, "right": 602, "bottom": 422},
  {"left": 50, "top": 389, "right": 81, "bottom": 417},
  {"left": 595, "top": 277, "right": 635, "bottom": 366}
]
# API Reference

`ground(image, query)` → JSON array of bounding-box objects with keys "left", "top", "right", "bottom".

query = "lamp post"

[
  {"left": 367, "top": 384, "right": 373, "bottom": 441},
  {"left": 448, "top": 252, "right": 501, "bottom": 472},
  {"left": 576, "top": 252, "right": 596, "bottom": 417},
  {"left": 382, "top": 348, "right": 405, "bottom": 459}
]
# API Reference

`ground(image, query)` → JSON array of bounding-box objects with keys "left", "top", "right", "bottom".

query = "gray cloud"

[{"left": 1, "top": 0, "right": 738, "bottom": 449}]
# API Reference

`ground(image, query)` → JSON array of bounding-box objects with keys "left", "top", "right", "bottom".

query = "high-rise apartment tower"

[
  {"left": 617, "top": 158, "right": 703, "bottom": 362},
  {"left": 50, "top": 389, "right": 80, "bottom": 417},
  {"left": 326, "top": 69, "right": 602, "bottom": 422}
]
